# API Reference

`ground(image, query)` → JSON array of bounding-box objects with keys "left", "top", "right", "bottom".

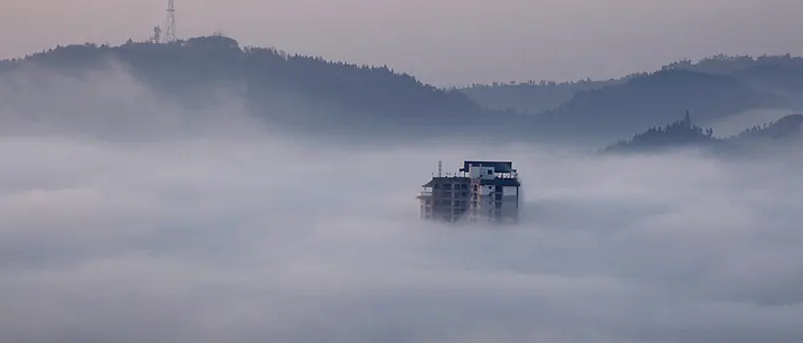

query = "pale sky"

[{"left": 1, "top": 0, "right": 802, "bottom": 86}]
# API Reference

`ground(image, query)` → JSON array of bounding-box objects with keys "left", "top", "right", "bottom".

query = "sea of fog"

[{"left": 1, "top": 67, "right": 802, "bottom": 343}]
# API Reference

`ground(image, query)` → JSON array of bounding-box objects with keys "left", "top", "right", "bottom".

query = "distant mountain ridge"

[
  {"left": 462, "top": 54, "right": 803, "bottom": 113},
  {"left": 2, "top": 36, "right": 802, "bottom": 147},
  {"left": 460, "top": 53, "right": 803, "bottom": 144},
  {"left": 538, "top": 69, "right": 773, "bottom": 141},
  {"left": 0, "top": 35, "right": 513, "bottom": 141}
]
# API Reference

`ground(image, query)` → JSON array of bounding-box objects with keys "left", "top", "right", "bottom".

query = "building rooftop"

[{"left": 459, "top": 161, "right": 516, "bottom": 173}]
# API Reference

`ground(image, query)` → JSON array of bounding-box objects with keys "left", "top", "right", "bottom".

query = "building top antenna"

[
  {"left": 164, "top": 0, "right": 177, "bottom": 43},
  {"left": 438, "top": 161, "right": 442, "bottom": 177}
]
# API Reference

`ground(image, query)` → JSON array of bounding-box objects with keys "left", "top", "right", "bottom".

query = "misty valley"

[{"left": 1, "top": 35, "right": 802, "bottom": 343}]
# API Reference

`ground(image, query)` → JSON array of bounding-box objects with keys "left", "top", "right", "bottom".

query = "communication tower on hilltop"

[
  {"left": 163, "top": 0, "right": 177, "bottom": 43},
  {"left": 151, "top": 26, "right": 162, "bottom": 43}
]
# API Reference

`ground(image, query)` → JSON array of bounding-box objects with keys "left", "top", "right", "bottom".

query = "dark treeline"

[
  {"left": 663, "top": 54, "right": 803, "bottom": 74},
  {"left": 603, "top": 111, "right": 721, "bottom": 153},
  {"left": 731, "top": 114, "right": 803, "bottom": 141},
  {"left": 456, "top": 77, "right": 635, "bottom": 114},
  {"left": 604, "top": 112, "right": 803, "bottom": 154}
]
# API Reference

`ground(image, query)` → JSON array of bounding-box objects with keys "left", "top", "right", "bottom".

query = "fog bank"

[{"left": 1, "top": 68, "right": 802, "bottom": 343}]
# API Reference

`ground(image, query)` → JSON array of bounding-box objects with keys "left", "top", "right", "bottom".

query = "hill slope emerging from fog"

[
  {"left": 463, "top": 54, "right": 803, "bottom": 113},
  {"left": 0, "top": 36, "right": 535, "bottom": 141},
  {"left": 3, "top": 37, "right": 802, "bottom": 146},
  {"left": 462, "top": 54, "right": 803, "bottom": 143},
  {"left": 604, "top": 112, "right": 803, "bottom": 154}
]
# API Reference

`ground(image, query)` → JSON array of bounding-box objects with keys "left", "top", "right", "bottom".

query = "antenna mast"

[
  {"left": 164, "top": 0, "right": 177, "bottom": 43},
  {"left": 438, "top": 161, "right": 442, "bottom": 177}
]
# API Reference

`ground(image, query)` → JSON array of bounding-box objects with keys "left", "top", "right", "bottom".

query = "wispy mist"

[{"left": 1, "top": 67, "right": 802, "bottom": 343}]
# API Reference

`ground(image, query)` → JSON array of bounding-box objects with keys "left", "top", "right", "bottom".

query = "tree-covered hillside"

[
  {"left": 664, "top": 54, "right": 803, "bottom": 109},
  {"left": 731, "top": 114, "right": 803, "bottom": 141},
  {"left": 462, "top": 54, "right": 803, "bottom": 115},
  {"left": 460, "top": 54, "right": 803, "bottom": 144},
  {"left": 0, "top": 36, "right": 514, "bottom": 139},
  {"left": 603, "top": 111, "right": 803, "bottom": 154},
  {"left": 3, "top": 37, "right": 800, "bottom": 146},
  {"left": 603, "top": 112, "right": 722, "bottom": 153},
  {"left": 533, "top": 68, "right": 773, "bottom": 143},
  {"left": 663, "top": 54, "right": 803, "bottom": 75},
  {"left": 457, "top": 77, "right": 631, "bottom": 114}
]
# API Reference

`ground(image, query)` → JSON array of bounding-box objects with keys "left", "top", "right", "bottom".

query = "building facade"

[{"left": 417, "top": 161, "right": 521, "bottom": 224}]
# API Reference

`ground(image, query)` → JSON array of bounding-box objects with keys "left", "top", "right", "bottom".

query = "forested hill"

[
  {"left": 535, "top": 68, "right": 775, "bottom": 142},
  {"left": 663, "top": 54, "right": 803, "bottom": 75},
  {"left": 0, "top": 36, "right": 528, "bottom": 139},
  {"left": 730, "top": 114, "right": 803, "bottom": 141},
  {"left": 604, "top": 112, "right": 803, "bottom": 154},
  {"left": 664, "top": 54, "right": 803, "bottom": 108},
  {"left": 457, "top": 77, "right": 631, "bottom": 114},
  {"left": 5, "top": 37, "right": 800, "bottom": 145},
  {"left": 463, "top": 54, "right": 803, "bottom": 115},
  {"left": 461, "top": 54, "right": 803, "bottom": 144},
  {"left": 603, "top": 112, "right": 722, "bottom": 153}
]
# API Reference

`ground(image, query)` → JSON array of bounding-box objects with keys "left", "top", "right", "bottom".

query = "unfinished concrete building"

[{"left": 417, "top": 160, "right": 521, "bottom": 224}]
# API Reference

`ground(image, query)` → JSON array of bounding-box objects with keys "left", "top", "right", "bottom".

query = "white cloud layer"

[{"left": 1, "top": 68, "right": 802, "bottom": 343}]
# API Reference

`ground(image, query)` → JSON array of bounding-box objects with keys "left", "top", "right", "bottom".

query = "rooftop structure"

[{"left": 417, "top": 160, "right": 521, "bottom": 224}]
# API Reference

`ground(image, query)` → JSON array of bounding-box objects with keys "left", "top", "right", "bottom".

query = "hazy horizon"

[{"left": 2, "top": 0, "right": 803, "bottom": 86}]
